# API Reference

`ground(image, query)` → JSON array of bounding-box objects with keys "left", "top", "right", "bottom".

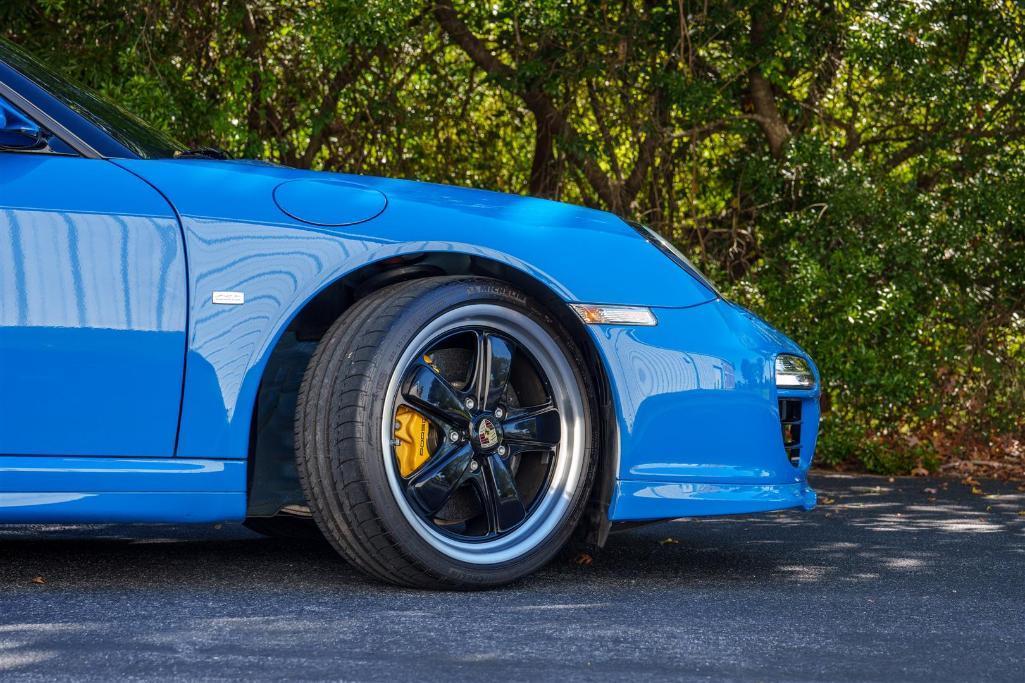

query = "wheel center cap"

[{"left": 474, "top": 417, "right": 502, "bottom": 451}]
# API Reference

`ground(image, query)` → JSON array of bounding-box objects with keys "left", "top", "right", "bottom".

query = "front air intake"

[{"left": 778, "top": 399, "right": 803, "bottom": 467}]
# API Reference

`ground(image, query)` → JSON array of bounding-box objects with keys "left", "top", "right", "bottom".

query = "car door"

[{"left": 0, "top": 102, "right": 187, "bottom": 457}]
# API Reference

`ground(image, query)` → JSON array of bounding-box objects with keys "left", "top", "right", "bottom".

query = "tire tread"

[{"left": 294, "top": 277, "right": 596, "bottom": 589}]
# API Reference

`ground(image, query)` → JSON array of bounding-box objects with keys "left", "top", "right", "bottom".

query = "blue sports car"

[{"left": 0, "top": 39, "right": 819, "bottom": 588}]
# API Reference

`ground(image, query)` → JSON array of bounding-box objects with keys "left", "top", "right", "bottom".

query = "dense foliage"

[{"left": 4, "top": 1, "right": 1023, "bottom": 474}]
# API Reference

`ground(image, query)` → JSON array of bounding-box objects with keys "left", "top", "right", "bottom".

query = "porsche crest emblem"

[{"left": 477, "top": 418, "right": 500, "bottom": 449}]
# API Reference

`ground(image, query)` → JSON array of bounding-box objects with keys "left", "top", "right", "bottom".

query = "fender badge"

[{"left": 212, "top": 291, "right": 245, "bottom": 305}]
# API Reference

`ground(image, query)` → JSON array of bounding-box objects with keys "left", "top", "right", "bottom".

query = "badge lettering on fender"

[{"left": 212, "top": 291, "right": 245, "bottom": 305}]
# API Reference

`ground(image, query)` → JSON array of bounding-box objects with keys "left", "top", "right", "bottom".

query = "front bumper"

[
  {"left": 583, "top": 298, "right": 820, "bottom": 521},
  {"left": 611, "top": 480, "right": 817, "bottom": 521}
]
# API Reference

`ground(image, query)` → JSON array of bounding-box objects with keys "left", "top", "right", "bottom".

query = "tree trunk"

[
  {"left": 748, "top": 71, "right": 790, "bottom": 158},
  {"left": 748, "top": 6, "right": 790, "bottom": 158},
  {"left": 528, "top": 110, "right": 560, "bottom": 197}
]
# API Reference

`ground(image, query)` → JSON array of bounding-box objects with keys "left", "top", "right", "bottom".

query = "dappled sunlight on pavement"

[{"left": 0, "top": 474, "right": 1022, "bottom": 681}]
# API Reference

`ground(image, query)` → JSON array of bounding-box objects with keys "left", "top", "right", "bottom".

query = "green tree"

[{"left": 3, "top": 0, "right": 1023, "bottom": 473}]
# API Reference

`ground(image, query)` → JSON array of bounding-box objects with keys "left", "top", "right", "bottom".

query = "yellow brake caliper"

[{"left": 394, "top": 405, "right": 432, "bottom": 477}]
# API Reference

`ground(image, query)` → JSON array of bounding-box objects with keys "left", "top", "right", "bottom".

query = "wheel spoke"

[
  {"left": 502, "top": 403, "right": 561, "bottom": 448},
  {"left": 391, "top": 322, "right": 567, "bottom": 544},
  {"left": 402, "top": 361, "right": 472, "bottom": 426},
  {"left": 406, "top": 442, "right": 475, "bottom": 516},
  {"left": 473, "top": 453, "right": 526, "bottom": 533},
  {"left": 502, "top": 441, "right": 551, "bottom": 459},
  {"left": 469, "top": 332, "right": 515, "bottom": 411}
]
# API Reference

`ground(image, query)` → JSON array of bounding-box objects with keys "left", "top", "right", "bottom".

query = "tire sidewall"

[{"left": 349, "top": 278, "right": 598, "bottom": 586}]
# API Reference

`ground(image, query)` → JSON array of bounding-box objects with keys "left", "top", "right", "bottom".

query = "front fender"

[
  {"left": 172, "top": 221, "right": 635, "bottom": 459},
  {"left": 115, "top": 159, "right": 714, "bottom": 459}
]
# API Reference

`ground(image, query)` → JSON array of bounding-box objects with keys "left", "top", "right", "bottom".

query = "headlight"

[
  {"left": 626, "top": 221, "right": 721, "bottom": 297},
  {"left": 775, "top": 354, "right": 815, "bottom": 389}
]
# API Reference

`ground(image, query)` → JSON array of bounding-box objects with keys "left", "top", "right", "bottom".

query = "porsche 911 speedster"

[{"left": 0, "top": 39, "right": 819, "bottom": 588}]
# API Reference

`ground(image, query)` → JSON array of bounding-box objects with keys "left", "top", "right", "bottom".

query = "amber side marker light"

[{"left": 570, "top": 304, "right": 658, "bottom": 326}]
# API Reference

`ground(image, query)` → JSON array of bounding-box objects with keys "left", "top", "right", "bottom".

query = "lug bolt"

[
  {"left": 494, "top": 407, "right": 505, "bottom": 419},
  {"left": 394, "top": 421, "right": 401, "bottom": 431},
  {"left": 497, "top": 445, "right": 507, "bottom": 456},
  {"left": 469, "top": 459, "right": 479, "bottom": 471},
  {"left": 449, "top": 430, "right": 460, "bottom": 443},
  {"left": 464, "top": 397, "right": 476, "bottom": 410}
]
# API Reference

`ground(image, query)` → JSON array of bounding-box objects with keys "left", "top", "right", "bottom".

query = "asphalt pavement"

[{"left": 1, "top": 473, "right": 1023, "bottom": 682}]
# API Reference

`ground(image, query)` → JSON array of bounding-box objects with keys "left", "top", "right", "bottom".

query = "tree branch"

[
  {"left": 797, "top": 7, "right": 844, "bottom": 134},
  {"left": 587, "top": 79, "right": 624, "bottom": 185},
  {"left": 432, "top": 1, "right": 515, "bottom": 82},
  {"left": 300, "top": 51, "right": 367, "bottom": 168},
  {"left": 747, "top": 5, "right": 791, "bottom": 158},
  {"left": 433, "top": 0, "right": 663, "bottom": 212}
]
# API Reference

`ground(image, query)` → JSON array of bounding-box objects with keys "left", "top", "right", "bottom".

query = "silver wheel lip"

[{"left": 380, "top": 304, "right": 586, "bottom": 565}]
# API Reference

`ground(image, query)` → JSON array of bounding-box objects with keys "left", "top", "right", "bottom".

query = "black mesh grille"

[{"left": 778, "top": 399, "right": 803, "bottom": 467}]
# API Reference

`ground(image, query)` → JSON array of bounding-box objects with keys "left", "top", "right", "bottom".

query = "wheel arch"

[{"left": 244, "top": 250, "right": 617, "bottom": 548}]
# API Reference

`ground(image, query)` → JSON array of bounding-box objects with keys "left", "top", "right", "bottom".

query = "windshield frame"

[{"left": 0, "top": 38, "right": 185, "bottom": 160}]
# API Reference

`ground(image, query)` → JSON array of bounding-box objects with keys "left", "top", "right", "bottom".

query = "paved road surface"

[{"left": 1, "top": 474, "right": 1023, "bottom": 681}]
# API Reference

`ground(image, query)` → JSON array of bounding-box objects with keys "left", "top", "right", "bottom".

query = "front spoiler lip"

[{"left": 608, "top": 479, "right": 817, "bottom": 522}]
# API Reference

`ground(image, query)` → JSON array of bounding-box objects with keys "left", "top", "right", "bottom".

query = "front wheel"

[{"left": 294, "top": 277, "right": 598, "bottom": 589}]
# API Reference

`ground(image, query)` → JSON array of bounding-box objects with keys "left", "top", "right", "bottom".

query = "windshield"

[{"left": 0, "top": 38, "right": 184, "bottom": 159}]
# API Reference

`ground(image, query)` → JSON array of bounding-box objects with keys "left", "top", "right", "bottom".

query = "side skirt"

[{"left": 0, "top": 456, "right": 246, "bottom": 524}]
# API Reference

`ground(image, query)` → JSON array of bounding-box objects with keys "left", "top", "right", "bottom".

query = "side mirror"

[{"left": 0, "top": 99, "right": 46, "bottom": 151}]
